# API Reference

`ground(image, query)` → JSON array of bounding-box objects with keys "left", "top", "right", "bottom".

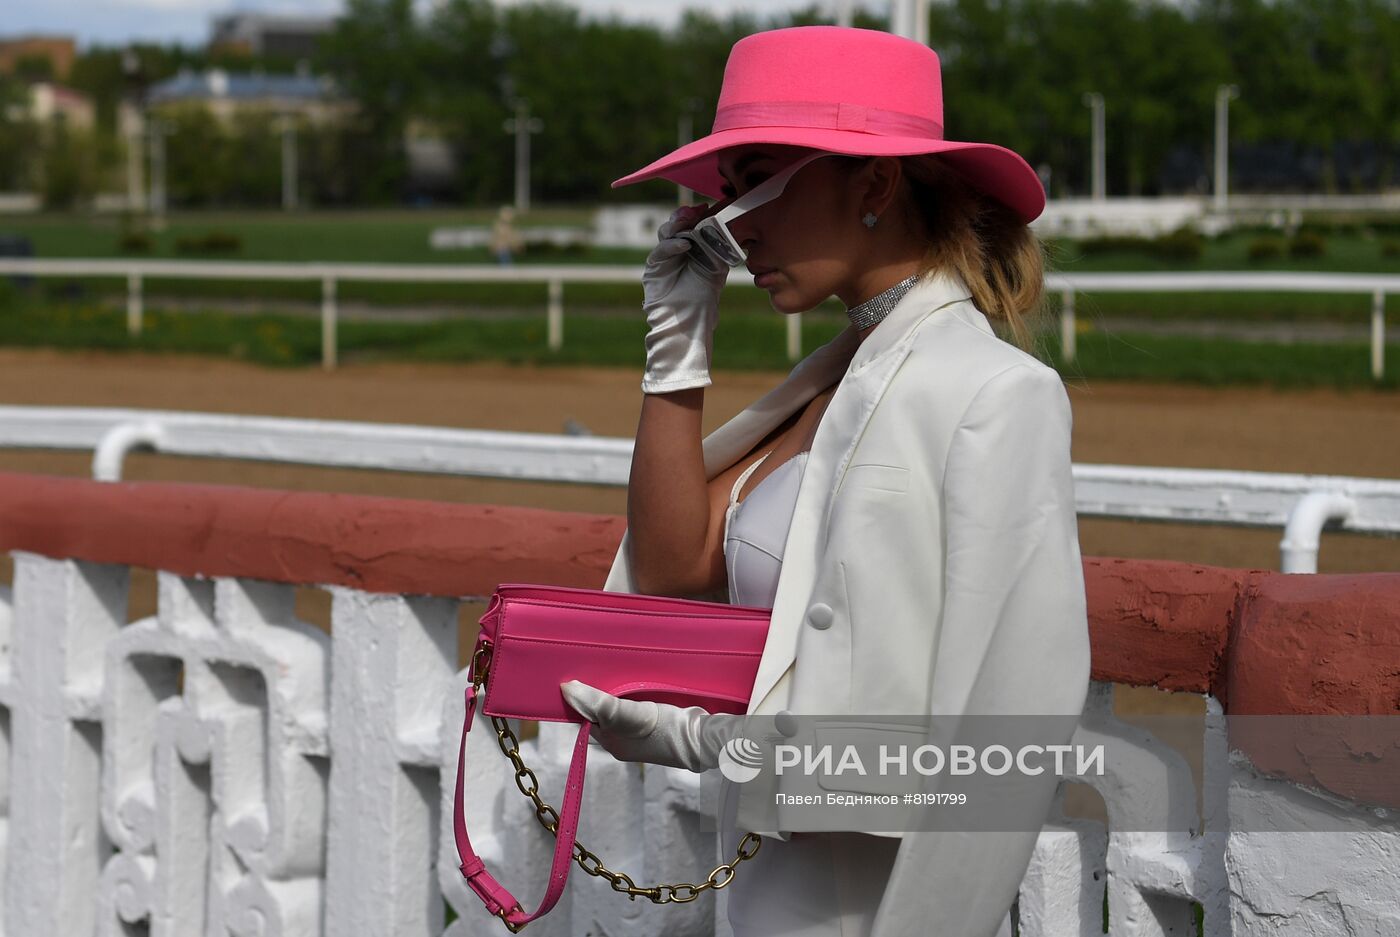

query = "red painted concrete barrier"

[
  {"left": 2, "top": 472, "right": 1396, "bottom": 726},
  {"left": 1225, "top": 572, "right": 1400, "bottom": 808},
  {"left": 0, "top": 471, "right": 625, "bottom": 597},
  {"left": 1081, "top": 556, "right": 1243, "bottom": 697}
]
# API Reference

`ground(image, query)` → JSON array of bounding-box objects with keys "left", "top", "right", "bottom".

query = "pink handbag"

[{"left": 453, "top": 582, "right": 772, "bottom": 932}]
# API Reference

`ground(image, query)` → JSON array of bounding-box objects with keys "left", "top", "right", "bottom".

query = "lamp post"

[
  {"left": 889, "top": 0, "right": 929, "bottom": 44},
  {"left": 503, "top": 98, "right": 543, "bottom": 214},
  {"left": 1214, "top": 83, "right": 1240, "bottom": 213},
  {"left": 277, "top": 115, "right": 298, "bottom": 211},
  {"left": 677, "top": 97, "right": 700, "bottom": 206},
  {"left": 121, "top": 49, "right": 145, "bottom": 215},
  {"left": 1082, "top": 91, "right": 1105, "bottom": 201},
  {"left": 146, "top": 118, "right": 173, "bottom": 224},
  {"left": 896, "top": 0, "right": 929, "bottom": 43}
]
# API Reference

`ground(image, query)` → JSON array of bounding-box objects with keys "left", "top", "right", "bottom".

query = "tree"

[
  {"left": 13, "top": 53, "right": 55, "bottom": 83},
  {"left": 40, "top": 123, "right": 100, "bottom": 210},
  {"left": 0, "top": 77, "right": 40, "bottom": 191},
  {"left": 317, "top": 0, "right": 428, "bottom": 202}
]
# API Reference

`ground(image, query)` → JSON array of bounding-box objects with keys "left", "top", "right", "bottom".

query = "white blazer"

[
  {"left": 602, "top": 270, "right": 1091, "bottom": 936},
  {"left": 603, "top": 268, "right": 1089, "bottom": 717}
]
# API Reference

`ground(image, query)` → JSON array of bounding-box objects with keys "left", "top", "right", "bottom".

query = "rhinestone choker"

[{"left": 845, "top": 273, "right": 922, "bottom": 330}]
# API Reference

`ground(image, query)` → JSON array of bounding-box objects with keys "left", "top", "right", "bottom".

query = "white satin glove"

[
  {"left": 560, "top": 679, "right": 744, "bottom": 773},
  {"left": 639, "top": 204, "right": 732, "bottom": 394}
]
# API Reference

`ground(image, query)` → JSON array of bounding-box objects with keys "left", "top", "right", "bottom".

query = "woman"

[{"left": 561, "top": 25, "right": 1091, "bottom": 937}]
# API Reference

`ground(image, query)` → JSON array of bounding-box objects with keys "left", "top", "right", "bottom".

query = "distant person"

[
  {"left": 489, "top": 205, "right": 523, "bottom": 265},
  {"left": 555, "top": 25, "right": 1090, "bottom": 937}
]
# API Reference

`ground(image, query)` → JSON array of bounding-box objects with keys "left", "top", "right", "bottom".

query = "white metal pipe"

[
  {"left": 787, "top": 314, "right": 802, "bottom": 362},
  {"left": 1279, "top": 491, "right": 1357, "bottom": 574},
  {"left": 92, "top": 421, "right": 167, "bottom": 481}
]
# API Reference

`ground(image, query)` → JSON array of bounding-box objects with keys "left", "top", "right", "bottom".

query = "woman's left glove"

[
  {"left": 639, "top": 205, "right": 732, "bottom": 394},
  {"left": 560, "top": 680, "right": 744, "bottom": 773}
]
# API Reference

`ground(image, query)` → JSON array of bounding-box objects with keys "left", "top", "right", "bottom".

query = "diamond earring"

[{"left": 862, "top": 212, "right": 878, "bottom": 229}]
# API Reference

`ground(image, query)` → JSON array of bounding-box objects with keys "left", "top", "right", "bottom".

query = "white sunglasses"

[{"left": 679, "top": 152, "right": 834, "bottom": 270}]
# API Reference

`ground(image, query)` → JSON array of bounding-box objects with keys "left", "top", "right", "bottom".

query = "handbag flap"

[{"left": 474, "top": 582, "right": 771, "bottom": 723}]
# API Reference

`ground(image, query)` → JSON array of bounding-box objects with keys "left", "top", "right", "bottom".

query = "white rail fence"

[
  {"left": 0, "top": 259, "right": 1394, "bottom": 378},
  {"left": 2, "top": 406, "right": 1397, "bottom": 575}
]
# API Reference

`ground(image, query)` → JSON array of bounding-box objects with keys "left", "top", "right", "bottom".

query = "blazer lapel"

[{"left": 745, "top": 271, "right": 975, "bottom": 714}]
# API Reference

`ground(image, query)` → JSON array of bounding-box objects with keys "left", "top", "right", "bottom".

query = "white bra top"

[{"left": 723, "top": 449, "right": 810, "bottom": 608}]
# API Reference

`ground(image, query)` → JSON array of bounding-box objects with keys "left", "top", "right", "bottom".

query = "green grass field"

[{"left": 4, "top": 209, "right": 1398, "bottom": 272}]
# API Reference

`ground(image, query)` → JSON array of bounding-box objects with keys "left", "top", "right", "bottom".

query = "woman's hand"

[
  {"left": 639, "top": 203, "right": 733, "bottom": 394},
  {"left": 560, "top": 679, "right": 743, "bottom": 772}
]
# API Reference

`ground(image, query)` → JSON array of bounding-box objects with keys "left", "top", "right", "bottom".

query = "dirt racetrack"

[{"left": 1, "top": 347, "right": 1397, "bottom": 574}]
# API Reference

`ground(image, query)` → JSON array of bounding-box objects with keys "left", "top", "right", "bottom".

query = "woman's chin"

[
  {"left": 768, "top": 290, "right": 823, "bottom": 316},
  {"left": 766, "top": 289, "right": 805, "bottom": 315}
]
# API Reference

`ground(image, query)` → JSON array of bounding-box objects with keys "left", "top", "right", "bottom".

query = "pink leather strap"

[{"left": 454, "top": 684, "right": 592, "bottom": 930}]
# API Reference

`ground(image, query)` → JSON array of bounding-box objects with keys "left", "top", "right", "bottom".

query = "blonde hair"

[{"left": 896, "top": 155, "right": 1047, "bottom": 353}]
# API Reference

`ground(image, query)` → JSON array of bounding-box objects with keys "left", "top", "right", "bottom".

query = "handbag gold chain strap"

[{"left": 475, "top": 647, "right": 762, "bottom": 908}]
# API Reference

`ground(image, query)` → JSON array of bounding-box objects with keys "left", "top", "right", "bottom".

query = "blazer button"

[
  {"left": 775, "top": 710, "right": 799, "bottom": 738},
  {"left": 806, "top": 603, "right": 834, "bottom": 630}
]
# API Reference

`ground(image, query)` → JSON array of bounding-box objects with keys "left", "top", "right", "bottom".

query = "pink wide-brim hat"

[{"left": 612, "top": 25, "right": 1045, "bottom": 224}]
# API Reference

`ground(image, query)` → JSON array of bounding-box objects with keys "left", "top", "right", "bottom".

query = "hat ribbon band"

[{"left": 713, "top": 101, "right": 943, "bottom": 139}]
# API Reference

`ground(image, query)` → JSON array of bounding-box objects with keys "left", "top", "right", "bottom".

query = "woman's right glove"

[
  {"left": 639, "top": 204, "right": 732, "bottom": 394},
  {"left": 560, "top": 679, "right": 745, "bottom": 773}
]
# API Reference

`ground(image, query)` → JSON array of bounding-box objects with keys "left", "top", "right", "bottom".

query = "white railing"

[
  {"left": 0, "top": 259, "right": 1393, "bottom": 377},
  {"left": 0, "top": 406, "right": 635, "bottom": 488},
  {"left": 1040, "top": 271, "right": 1395, "bottom": 380},
  {"left": 0, "top": 258, "right": 656, "bottom": 371},
  {"left": 3, "top": 405, "right": 1398, "bottom": 574}
]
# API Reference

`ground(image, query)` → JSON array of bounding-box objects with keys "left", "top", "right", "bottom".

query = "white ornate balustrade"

[{"left": 0, "top": 471, "right": 1396, "bottom": 936}]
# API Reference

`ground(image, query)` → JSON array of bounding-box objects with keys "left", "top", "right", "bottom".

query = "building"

[
  {"left": 27, "top": 82, "right": 94, "bottom": 131},
  {"left": 146, "top": 69, "right": 350, "bottom": 125},
  {"left": 208, "top": 14, "right": 337, "bottom": 60},
  {"left": 0, "top": 35, "right": 76, "bottom": 81}
]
